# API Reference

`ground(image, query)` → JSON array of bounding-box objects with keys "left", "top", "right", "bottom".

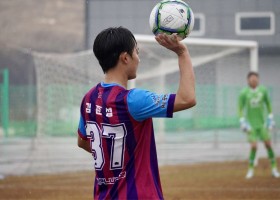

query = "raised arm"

[{"left": 155, "top": 34, "right": 196, "bottom": 112}]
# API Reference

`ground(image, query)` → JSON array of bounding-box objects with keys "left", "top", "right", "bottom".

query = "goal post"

[
  {"left": 134, "top": 35, "right": 258, "bottom": 72},
  {"left": 0, "top": 68, "right": 9, "bottom": 137}
]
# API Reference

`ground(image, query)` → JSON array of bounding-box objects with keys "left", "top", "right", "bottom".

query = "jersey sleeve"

[
  {"left": 77, "top": 115, "right": 87, "bottom": 140},
  {"left": 127, "top": 88, "right": 176, "bottom": 121},
  {"left": 238, "top": 89, "right": 246, "bottom": 118},
  {"left": 263, "top": 87, "right": 272, "bottom": 114},
  {"left": 77, "top": 96, "right": 88, "bottom": 141}
]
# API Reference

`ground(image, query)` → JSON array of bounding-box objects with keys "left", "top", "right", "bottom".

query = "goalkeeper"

[{"left": 239, "top": 71, "right": 279, "bottom": 179}]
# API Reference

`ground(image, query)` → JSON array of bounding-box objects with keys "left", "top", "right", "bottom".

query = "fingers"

[
  {"left": 155, "top": 34, "right": 163, "bottom": 44},
  {"left": 155, "top": 33, "right": 179, "bottom": 47},
  {"left": 170, "top": 33, "right": 179, "bottom": 42},
  {"left": 155, "top": 34, "right": 167, "bottom": 46}
]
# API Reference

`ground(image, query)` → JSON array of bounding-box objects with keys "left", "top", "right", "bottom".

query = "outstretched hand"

[{"left": 155, "top": 33, "right": 187, "bottom": 56}]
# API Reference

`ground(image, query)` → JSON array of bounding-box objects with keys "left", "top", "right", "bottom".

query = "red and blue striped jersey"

[{"left": 78, "top": 82, "right": 176, "bottom": 200}]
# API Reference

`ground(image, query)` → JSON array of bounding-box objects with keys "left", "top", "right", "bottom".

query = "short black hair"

[
  {"left": 247, "top": 71, "right": 259, "bottom": 79},
  {"left": 93, "top": 27, "right": 137, "bottom": 73}
]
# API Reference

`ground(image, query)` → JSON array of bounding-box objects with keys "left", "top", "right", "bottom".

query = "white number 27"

[{"left": 86, "top": 122, "right": 127, "bottom": 170}]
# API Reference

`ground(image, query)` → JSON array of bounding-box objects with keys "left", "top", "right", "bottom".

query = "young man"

[
  {"left": 77, "top": 27, "right": 196, "bottom": 199},
  {"left": 239, "top": 71, "right": 279, "bottom": 179}
]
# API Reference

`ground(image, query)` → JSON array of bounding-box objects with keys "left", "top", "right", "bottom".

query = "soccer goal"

[
  {"left": 0, "top": 36, "right": 261, "bottom": 176},
  {"left": 32, "top": 35, "right": 258, "bottom": 141}
]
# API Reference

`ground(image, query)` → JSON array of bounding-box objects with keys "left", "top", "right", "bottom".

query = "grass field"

[{"left": 0, "top": 159, "right": 280, "bottom": 200}]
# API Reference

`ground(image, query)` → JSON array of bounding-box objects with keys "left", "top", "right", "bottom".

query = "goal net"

[{"left": 32, "top": 35, "right": 259, "bottom": 142}]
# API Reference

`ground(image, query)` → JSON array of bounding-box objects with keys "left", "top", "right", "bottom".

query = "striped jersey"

[{"left": 78, "top": 82, "right": 176, "bottom": 199}]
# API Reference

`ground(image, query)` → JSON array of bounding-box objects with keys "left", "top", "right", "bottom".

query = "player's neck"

[
  {"left": 104, "top": 71, "right": 128, "bottom": 89},
  {"left": 249, "top": 85, "right": 258, "bottom": 91}
]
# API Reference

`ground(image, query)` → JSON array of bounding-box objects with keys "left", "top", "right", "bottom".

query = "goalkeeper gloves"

[
  {"left": 267, "top": 114, "right": 275, "bottom": 131},
  {"left": 240, "top": 117, "right": 251, "bottom": 133}
]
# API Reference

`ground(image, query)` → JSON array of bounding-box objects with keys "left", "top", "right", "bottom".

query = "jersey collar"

[
  {"left": 249, "top": 86, "right": 259, "bottom": 92},
  {"left": 101, "top": 82, "right": 126, "bottom": 89}
]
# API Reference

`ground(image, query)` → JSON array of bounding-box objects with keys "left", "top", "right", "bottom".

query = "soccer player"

[
  {"left": 77, "top": 27, "right": 196, "bottom": 199},
  {"left": 239, "top": 71, "right": 279, "bottom": 179}
]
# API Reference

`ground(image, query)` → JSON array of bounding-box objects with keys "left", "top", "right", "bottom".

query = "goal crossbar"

[{"left": 135, "top": 35, "right": 258, "bottom": 72}]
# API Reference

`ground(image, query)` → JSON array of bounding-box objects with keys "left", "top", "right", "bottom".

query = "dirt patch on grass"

[{"left": 1, "top": 159, "right": 280, "bottom": 200}]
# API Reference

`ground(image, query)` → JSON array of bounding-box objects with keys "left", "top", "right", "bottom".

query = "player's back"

[{"left": 79, "top": 82, "right": 163, "bottom": 200}]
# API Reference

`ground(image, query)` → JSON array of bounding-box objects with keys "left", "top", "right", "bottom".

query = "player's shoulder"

[
  {"left": 84, "top": 84, "right": 99, "bottom": 97},
  {"left": 240, "top": 87, "right": 249, "bottom": 95},
  {"left": 128, "top": 88, "right": 150, "bottom": 96},
  {"left": 127, "top": 88, "right": 151, "bottom": 102},
  {"left": 127, "top": 87, "right": 160, "bottom": 109},
  {"left": 81, "top": 83, "right": 101, "bottom": 103},
  {"left": 258, "top": 85, "right": 267, "bottom": 92}
]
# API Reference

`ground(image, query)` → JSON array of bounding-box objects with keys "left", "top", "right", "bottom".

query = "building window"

[
  {"left": 235, "top": 12, "right": 275, "bottom": 36},
  {"left": 190, "top": 13, "right": 205, "bottom": 36}
]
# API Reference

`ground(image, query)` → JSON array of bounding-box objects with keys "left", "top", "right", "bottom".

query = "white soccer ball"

[{"left": 149, "top": 0, "right": 194, "bottom": 40}]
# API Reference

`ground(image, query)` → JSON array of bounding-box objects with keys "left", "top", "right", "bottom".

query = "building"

[{"left": 86, "top": 0, "right": 280, "bottom": 85}]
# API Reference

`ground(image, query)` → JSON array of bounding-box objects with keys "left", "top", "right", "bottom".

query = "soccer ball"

[{"left": 149, "top": 0, "right": 194, "bottom": 40}]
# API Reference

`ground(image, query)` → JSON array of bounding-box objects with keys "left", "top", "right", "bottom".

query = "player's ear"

[{"left": 119, "top": 52, "right": 129, "bottom": 64}]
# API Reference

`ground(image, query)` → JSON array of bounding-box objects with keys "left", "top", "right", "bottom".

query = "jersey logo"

[
  {"left": 94, "top": 106, "right": 113, "bottom": 117},
  {"left": 98, "top": 92, "right": 102, "bottom": 98},
  {"left": 152, "top": 94, "right": 168, "bottom": 108},
  {"left": 162, "top": 15, "right": 174, "bottom": 26},
  {"left": 250, "top": 93, "right": 263, "bottom": 108},
  {"left": 96, "top": 105, "right": 102, "bottom": 115},
  {"left": 161, "top": 94, "right": 168, "bottom": 108},
  {"left": 152, "top": 95, "right": 161, "bottom": 106},
  {"left": 86, "top": 103, "right": 91, "bottom": 113},
  {"left": 96, "top": 171, "right": 126, "bottom": 185},
  {"left": 106, "top": 107, "right": 113, "bottom": 117}
]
